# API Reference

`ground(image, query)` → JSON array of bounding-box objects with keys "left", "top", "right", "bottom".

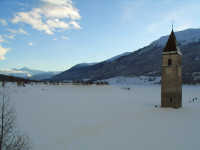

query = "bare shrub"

[{"left": 0, "top": 88, "right": 31, "bottom": 150}]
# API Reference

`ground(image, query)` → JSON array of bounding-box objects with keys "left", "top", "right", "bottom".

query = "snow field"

[{"left": 4, "top": 84, "right": 200, "bottom": 150}]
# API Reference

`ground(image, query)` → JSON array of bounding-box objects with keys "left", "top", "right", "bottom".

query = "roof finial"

[{"left": 171, "top": 20, "right": 174, "bottom": 31}]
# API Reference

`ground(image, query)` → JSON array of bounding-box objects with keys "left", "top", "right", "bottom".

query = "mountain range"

[
  {"left": 52, "top": 28, "right": 200, "bottom": 83},
  {"left": 0, "top": 67, "right": 61, "bottom": 80}
]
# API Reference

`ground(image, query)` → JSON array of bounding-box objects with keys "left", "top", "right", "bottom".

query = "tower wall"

[{"left": 161, "top": 53, "right": 182, "bottom": 108}]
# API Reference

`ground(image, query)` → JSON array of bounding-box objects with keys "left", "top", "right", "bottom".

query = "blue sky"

[{"left": 0, "top": 0, "right": 199, "bottom": 71}]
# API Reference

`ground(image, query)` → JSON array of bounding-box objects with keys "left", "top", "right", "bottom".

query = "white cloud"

[
  {"left": 0, "top": 45, "right": 9, "bottom": 60},
  {"left": 41, "top": 4, "right": 80, "bottom": 20},
  {"left": 7, "top": 28, "right": 28, "bottom": 35},
  {"left": 61, "top": 36, "right": 69, "bottom": 40},
  {"left": 47, "top": 19, "right": 69, "bottom": 30},
  {"left": 69, "top": 21, "right": 81, "bottom": 29},
  {"left": 53, "top": 38, "right": 57, "bottom": 40},
  {"left": 12, "top": 0, "right": 81, "bottom": 35},
  {"left": 12, "top": 9, "right": 53, "bottom": 35},
  {"left": 0, "top": 19, "right": 7, "bottom": 26},
  {"left": 28, "top": 42, "right": 33, "bottom": 46},
  {"left": 42, "top": 0, "right": 72, "bottom": 6}
]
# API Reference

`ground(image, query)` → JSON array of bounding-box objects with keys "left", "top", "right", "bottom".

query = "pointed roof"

[{"left": 163, "top": 29, "right": 178, "bottom": 52}]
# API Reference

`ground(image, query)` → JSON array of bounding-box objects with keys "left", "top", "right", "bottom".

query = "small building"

[{"left": 161, "top": 29, "right": 182, "bottom": 108}]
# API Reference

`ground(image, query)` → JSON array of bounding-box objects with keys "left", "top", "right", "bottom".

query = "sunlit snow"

[{"left": 3, "top": 83, "right": 200, "bottom": 150}]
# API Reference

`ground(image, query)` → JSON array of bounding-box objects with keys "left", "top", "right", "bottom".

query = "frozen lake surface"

[{"left": 6, "top": 84, "right": 200, "bottom": 150}]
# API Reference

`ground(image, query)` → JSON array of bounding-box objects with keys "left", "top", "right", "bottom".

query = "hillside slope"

[{"left": 53, "top": 29, "right": 200, "bottom": 83}]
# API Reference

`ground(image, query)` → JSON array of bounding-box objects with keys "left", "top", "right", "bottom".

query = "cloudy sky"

[{"left": 0, "top": 0, "right": 199, "bottom": 71}]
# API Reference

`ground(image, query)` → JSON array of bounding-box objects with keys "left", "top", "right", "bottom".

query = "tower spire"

[{"left": 163, "top": 28, "right": 178, "bottom": 52}]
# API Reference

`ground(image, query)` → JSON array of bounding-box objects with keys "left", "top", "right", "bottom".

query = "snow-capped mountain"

[
  {"left": 13, "top": 67, "right": 45, "bottom": 76},
  {"left": 4, "top": 67, "right": 45, "bottom": 78},
  {"left": 70, "top": 52, "right": 132, "bottom": 70},
  {"left": 104, "top": 52, "right": 132, "bottom": 62},
  {"left": 0, "top": 69, "right": 32, "bottom": 78},
  {"left": 53, "top": 28, "right": 200, "bottom": 83},
  {"left": 30, "top": 71, "right": 61, "bottom": 80},
  {"left": 72, "top": 63, "right": 98, "bottom": 69},
  {"left": 0, "top": 67, "right": 61, "bottom": 80},
  {"left": 152, "top": 28, "right": 200, "bottom": 47}
]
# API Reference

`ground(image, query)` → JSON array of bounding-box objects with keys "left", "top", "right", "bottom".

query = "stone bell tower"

[{"left": 161, "top": 29, "right": 182, "bottom": 108}]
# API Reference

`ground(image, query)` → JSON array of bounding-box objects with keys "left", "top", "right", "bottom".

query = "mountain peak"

[
  {"left": 52, "top": 27, "right": 200, "bottom": 83},
  {"left": 152, "top": 28, "right": 200, "bottom": 47}
]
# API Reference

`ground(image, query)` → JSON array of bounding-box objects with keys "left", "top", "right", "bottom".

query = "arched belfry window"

[{"left": 168, "top": 59, "right": 172, "bottom": 66}]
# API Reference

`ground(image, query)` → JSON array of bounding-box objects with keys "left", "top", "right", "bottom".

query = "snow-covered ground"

[{"left": 3, "top": 83, "right": 200, "bottom": 150}]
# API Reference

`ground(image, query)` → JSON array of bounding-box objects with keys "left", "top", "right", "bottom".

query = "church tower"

[{"left": 161, "top": 29, "right": 182, "bottom": 108}]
